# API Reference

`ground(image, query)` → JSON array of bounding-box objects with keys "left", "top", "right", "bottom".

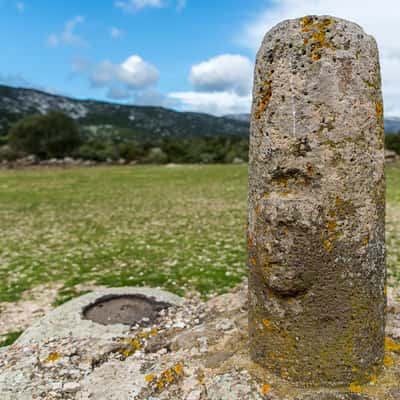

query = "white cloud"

[
  {"left": 169, "top": 53, "right": 253, "bottom": 115},
  {"left": 16, "top": 1, "right": 24, "bottom": 12},
  {"left": 115, "top": 0, "right": 186, "bottom": 13},
  {"left": 238, "top": 0, "right": 400, "bottom": 117},
  {"left": 110, "top": 27, "right": 124, "bottom": 39},
  {"left": 115, "top": 0, "right": 163, "bottom": 13},
  {"left": 190, "top": 54, "right": 253, "bottom": 96},
  {"left": 47, "top": 16, "right": 87, "bottom": 48},
  {"left": 89, "top": 55, "right": 159, "bottom": 98},
  {"left": 168, "top": 91, "right": 251, "bottom": 116}
]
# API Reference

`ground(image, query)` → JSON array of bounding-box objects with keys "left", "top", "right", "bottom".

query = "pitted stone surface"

[
  {"left": 248, "top": 16, "right": 386, "bottom": 386},
  {"left": 16, "top": 287, "right": 183, "bottom": 345},
  {"left": 0, "top": 282, "right": 399, "bottom": 399}
]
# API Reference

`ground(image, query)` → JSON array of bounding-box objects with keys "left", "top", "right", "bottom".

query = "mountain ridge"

[{"left": 0, "top": 85, "right": 249, "bottom": 141}]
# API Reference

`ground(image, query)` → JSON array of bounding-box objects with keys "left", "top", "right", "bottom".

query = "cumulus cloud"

[
  {"left": 47, "top": 16, "right": 87, "bottom": 48},
  {"left": 169, "top": 53, "right": 253, "bottom": 115},
  {"left": 237, "top": 0, "right": 400, "bottom": 117},
  {"left": 110, "top": 27, "right": 124, "bottom": 39},
  {"left": 169, "top": 91, "right": 251, "bottom": 116},
  {"left": 115, "top": 0, "right": 163, "bottom": 13},
  {"left": 86, "top": 55, "right": 159, "bottom": 100},
  {"left": 189, "top": 54, "right": 253, "bottom": 96},
  {"left": 115, "top": 0, "right": 186, "bottom": 13}
]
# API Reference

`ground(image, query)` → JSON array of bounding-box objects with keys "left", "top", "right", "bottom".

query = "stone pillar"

[{"left": 248, "top": 16, "right": 386, "bottom": 386}]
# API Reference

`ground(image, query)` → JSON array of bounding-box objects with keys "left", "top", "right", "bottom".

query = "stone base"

[{"left": 0, "top": 283, "right": 399, "bottom": 399}]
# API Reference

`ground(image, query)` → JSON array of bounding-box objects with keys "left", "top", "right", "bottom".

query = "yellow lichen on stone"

[
  {"left": 370, "top": 374, "right": 378, "bottom": 385},
  {"left": 301, "top": 16, "right": 314, "bottom": 32},
  {"left": 301, "top": 16, "right": 334, "bottom": 61},
  {"left": 261, "top": 383, "right": 271, "bottom": 394},
  {"left": 384, "top": 354, "right": 395, "bottom": 367},
  {"left": 173, "top": 363, "right": 183, "bottom": 375},
  {"left": 326, "top": 220, "right": 337, "bottom": 231},
  {"left": 385, "top": 337, "right": 400, "bottom": 352},
  {"left": 262, "top": 319, "right": 271, "bottom": 328},
  {"left": 362, "top": 236, "right": 369, "bottom": 246},
  {"left": 145, "top": 374, "right": 155, "bottom": 382},
  {"left": 254, "top": 78, "right": 273, "bottom": 119},
  {"left": 323, "top": 239, "right": 334, "bottom": 252},
  {"left": 44, "top": 352, "right": 61, "bottom": 363},
  {"left": 349, "top": 382, "right": 363, "bottom": 393}
]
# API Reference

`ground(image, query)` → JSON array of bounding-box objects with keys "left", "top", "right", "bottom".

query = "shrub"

[
  {"left": 386, "top": 133, "right": 400, "bottom": 155},
  {"left": 9, "top": 111, "right": 82, "bottom": 159}
]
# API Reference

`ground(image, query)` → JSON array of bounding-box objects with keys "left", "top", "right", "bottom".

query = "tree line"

[
  {"left": 0, "top": 111, "right": 399, "bottom": 164},
  {"left": 0, "top": 111, "right": 249, "bottom": 164}
]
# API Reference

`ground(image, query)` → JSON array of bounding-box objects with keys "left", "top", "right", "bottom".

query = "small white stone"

[{"left": 63, "top": 381, "right": 81, "bottom": 393}]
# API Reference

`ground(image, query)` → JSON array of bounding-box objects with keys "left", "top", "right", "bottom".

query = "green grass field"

[{"left": 0, "top": 163, "right": 399, "bottom": 306}]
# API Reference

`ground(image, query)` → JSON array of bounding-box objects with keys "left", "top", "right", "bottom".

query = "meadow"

[{"left": 0, "top": 163, "right": 399, "bottom": 310}]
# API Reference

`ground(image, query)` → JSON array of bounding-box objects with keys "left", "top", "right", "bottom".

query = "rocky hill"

[{"left": 0, "top": 85, "right": 249, "bottom": 142}]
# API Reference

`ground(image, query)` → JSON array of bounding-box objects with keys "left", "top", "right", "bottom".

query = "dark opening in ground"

[{"left": 82, "top": 294, "right": 170, "bottom": 326}]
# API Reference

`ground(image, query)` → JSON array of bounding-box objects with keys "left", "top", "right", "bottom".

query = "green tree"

[{"left": 9, "top": 111, "right": 82, "bottom": 159}]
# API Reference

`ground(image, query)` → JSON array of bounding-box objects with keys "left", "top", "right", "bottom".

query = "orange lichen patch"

[
  {"left": 262, "top": 319, "right": 271, "bottom": 328},
  {"left": 173, "top": 363, "right": 184, "bottom": 375},
  {"left": 261, "top": 383, "right": 271, "bottom": 395},
  {"left": 146, "top": 363, "right": 185, "bottom": 393},
  {"left": 384, "top": 354, "right": 395, "bottom": 367},
  {"left": 262, "top": 192, "right": 270, "bottom": 199},
  {"left": 362, "top": 236, "right": 370, "bottom": 246},
  {"left": 312, "top": 52, "right": 322, "bottom": 61},
  {"left": 145, "top": 374, "right": 155, "bottom": 382},
  {"left": 255, "top": 204, "right": 261, "bottom": 215},
  {"left": 301, "top": 16, "right": 333, "bottom": 61},
  {"left": 43, "top": 352, "right": 61, "bottom": 363},
  {"left": 385, "top": 337, "right": 400, "bottom": 352},
  {"left": 301, "top": 16, "right": 314, "bottom": 32},
  {"left": 284, "top": 228, "right": 289, "bottom": 236},
  {"left": 326, "top": 220, "right": 337, "bottom": 231},
  {"left": 323, "top": 239, "right": 334, "bottom": 253},
  {"left": 376, "top": 101, "right": 384, "bottom": 120},
  {"left": 254, "top": 79, "right": 273, "bottom": 120},
  {"left": 335, "top": 196, "right": 344, "bottom": 208},
  {"left": 250, "top": 256, "right": 257, "bottom": 267},
  {"left": 349, "top": 382, "right": 363, "bottom": 393},
  {"left": 279, "top": 191, "right": 292, "bottom": 197},
  {"left": 118, "top": 336, "right": 142, "bottom": 358}
]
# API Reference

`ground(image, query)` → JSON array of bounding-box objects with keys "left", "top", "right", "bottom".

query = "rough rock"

[
  {"left": 0, "top": 282, "right": 399, "bottom": 399},
  {"left": 248, "top": 15, "right": 386, "bottom": 385}
]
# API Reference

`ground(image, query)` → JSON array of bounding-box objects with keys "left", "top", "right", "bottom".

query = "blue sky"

[{"left": 0, "top": 0, "right": 399, "bottom": 116}]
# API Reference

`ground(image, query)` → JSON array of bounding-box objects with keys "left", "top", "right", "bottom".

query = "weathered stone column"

[{"left": 248, "top": 16, "right": 386, "bottom": 386}]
